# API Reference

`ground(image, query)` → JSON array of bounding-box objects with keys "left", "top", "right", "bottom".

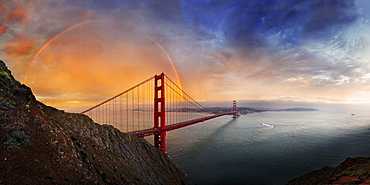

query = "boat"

[{"left": 260, "top": 123, "right": 274, "bottom": 128}]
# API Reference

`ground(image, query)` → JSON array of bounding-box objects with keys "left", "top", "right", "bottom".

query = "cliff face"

[
  {"left": 287, "top": 157, "right": 370, "bottom": 184},
  {"left": 0, "top": 60, "right": 188, "bottom": 184}
]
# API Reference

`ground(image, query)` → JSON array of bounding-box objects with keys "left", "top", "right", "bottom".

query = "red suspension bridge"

[{"left": 81, "top": 73, "right": 238, "bottom": 153}]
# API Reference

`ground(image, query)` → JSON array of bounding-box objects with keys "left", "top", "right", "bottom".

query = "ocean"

[{"left": 163, "top": 106, "right": 370, "bottom": 184}]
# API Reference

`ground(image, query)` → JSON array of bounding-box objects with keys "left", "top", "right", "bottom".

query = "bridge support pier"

[
  {"left": 154, "top": 73, "right": 167, "bottom": 153},
  {"left": 232, "top": 100, "right": 238, "bottom": 118}
]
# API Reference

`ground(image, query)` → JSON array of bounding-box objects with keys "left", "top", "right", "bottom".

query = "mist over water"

[{"left": 165, "top": 106, "right": 370, "bottom": 184}]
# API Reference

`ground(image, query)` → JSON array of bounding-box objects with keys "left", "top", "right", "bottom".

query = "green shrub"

[
  {"left": 0, "top": 98, "right": 16, "bottom": 105},
  {"left": 0, "top": 71, "right": 11, "bottom": 81},
  {"left": 4, "top": 137, "right": 21, "bottom": 149},
  {"left": 4, "top": 131, "right": 30, "bottom": 149}
]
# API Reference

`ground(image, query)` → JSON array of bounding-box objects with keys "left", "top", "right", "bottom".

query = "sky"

[{"left": 2, "top": 0, "right": 370, "bottom": 109}]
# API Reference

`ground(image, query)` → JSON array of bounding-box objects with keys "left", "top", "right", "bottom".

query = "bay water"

[{"left": 164, "top": 106, "right": 370, "bottom": 184}]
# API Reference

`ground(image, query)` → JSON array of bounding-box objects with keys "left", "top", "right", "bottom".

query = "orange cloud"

[
  {"left": 0, "top": 24, "right": 9, "bottom": 36},
  {"left": 0, "top": 4, "right": 5, "bottom": 13},
  {"left": 3, "top": 43, "right": 34, "bottom": 56},
  {"left": 2, "top": 0, "right": 32, "bottom": 25},
  {"left": 6, "top": 12, "right": 26, "bottom": 25}
]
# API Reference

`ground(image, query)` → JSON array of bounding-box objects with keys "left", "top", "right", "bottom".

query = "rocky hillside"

[
  {"left": 0, "top": 60, "right": 188, "bottom": 184},
  {"left": 287, "top": 157, "right": 370, "bottom": 184}
]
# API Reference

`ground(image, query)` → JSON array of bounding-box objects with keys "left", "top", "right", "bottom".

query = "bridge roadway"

[{"left": 126, "top": 111, "right": 237, "bottom": 137}]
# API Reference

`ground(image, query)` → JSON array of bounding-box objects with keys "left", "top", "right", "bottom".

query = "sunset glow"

[
  {"left": 2, "top": 0, "right": 370, "bottom": 110},
  {"left": 24, "top": 23, "right": 180, "bottom": 108}
]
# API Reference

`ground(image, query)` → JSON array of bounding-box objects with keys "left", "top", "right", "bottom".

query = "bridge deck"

[{"left": 126, "top": 112, "right": 237, "bottom": 137}]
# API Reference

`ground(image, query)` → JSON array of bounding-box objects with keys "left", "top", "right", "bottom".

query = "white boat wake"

[{"left": 260, "top": 123, "right": 274, "bottom": 128}]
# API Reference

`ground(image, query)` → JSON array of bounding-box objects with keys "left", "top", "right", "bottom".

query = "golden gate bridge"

[{"left": 81, "top": 73, "right": 238, "bottom": 153}]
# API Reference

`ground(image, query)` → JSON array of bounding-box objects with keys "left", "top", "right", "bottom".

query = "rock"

[
  {"left": 0, "top": 99, "right": 15, "bottom": 110},
  {"left": 58, "top": 152, "right": 64, "bottom": 157},
  {"left": 287, "top": 157, "right": 370, "bottom": 184}
]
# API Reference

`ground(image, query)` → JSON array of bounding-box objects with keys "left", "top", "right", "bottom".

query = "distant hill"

[
  {"left": 278, "top": 108, "right": 319, "bottom": 111},
  {"left": 0, "top": 60, "right": 188, "bottom": 184},
  {"left": 204, "top": 107, "right": 319, "bottom": 115}
]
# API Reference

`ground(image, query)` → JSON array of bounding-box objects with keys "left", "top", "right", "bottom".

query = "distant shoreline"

[
  {"left": 171, "top": 107, "right": 319, "bottom": 115},
  {"left": 227, "top": 107, "right": 319, "bottom": 115}
]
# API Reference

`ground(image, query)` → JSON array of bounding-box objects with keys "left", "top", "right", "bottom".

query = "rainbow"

[
  {"left": 24, "top": 20, "right": 98, "bottom": 82},
  {"left": 25, "top": 20, "right": 183, "bottom": 91},
  {"left": 32, "top": 20, "right": 97, "bottom": 62},
  {"left": 146, "top": 35, "right": 183, "bottom": 91}
]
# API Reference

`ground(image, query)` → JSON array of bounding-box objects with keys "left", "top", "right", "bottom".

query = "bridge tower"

[
  {"left": 232, "top": 100, "right": 238, "bottom": 118},
  {"left": 154, "top": 73, "right": 167, "bottom": 153}
]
